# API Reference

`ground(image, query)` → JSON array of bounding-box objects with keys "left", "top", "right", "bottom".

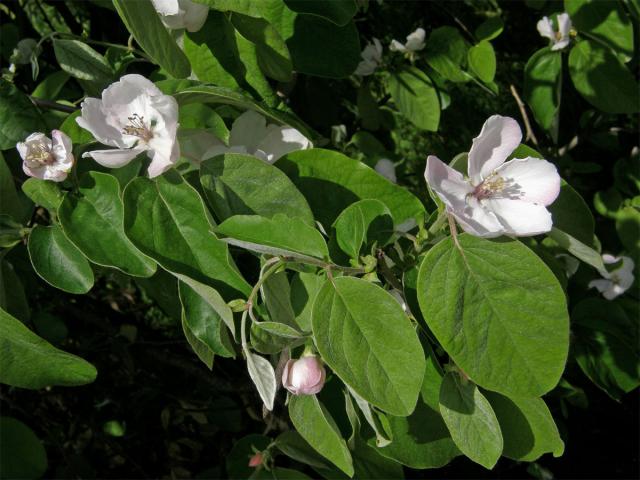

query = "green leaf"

[
  {"left": 245, "top": 351, "right": 277, "bottom": 410},
  {"left": 59, "top": 110, "right": 94, "bottom": 144},
  {"left": 387, "top": 67, "right": 440, "bottom": 131},
  {"left": 424, "top": 26, "right": 469, "bottom": 83},
  {"left": 22, "top": 178, "right": 64, "bottom": 211},
  {"left": 475, "top": 17, "right": 504, "bottom": 41},
  {"left": 572, "top": 298, "right": 640, "bottom": 401},
  {"left": 485, "top": 392, "right": 564, "bottom": 461},
  {"left": 546, "top": 227, "right": 605, "bottom": 272},
  {"left": 183, "top": 12, "right": 277, "bottom": 105},
  {"left": 467, "top": 41, "right": 496, "bottom": 83},
  {"left": 549, "top": 180, "right": 595, "bottom": 246},
  {"left": 28, "top": 225, "right": 94, "bottom": 294},
  {"left": 216, "top": 214, "right": 329, "bottom": 260},
  {"left": 31, "top": 70, "right": 70, "bottom": 100},
  {"left": 279, "top": 149, "right": 426, "bottom": 230},
  {"left": 112, "top": 0, "right": 191, "bottom": 78},
  {"left": 375, "top": 346, "right": 460, "bottom": 468},
  {"left": 263, "top": 271, "right": 296, "bottom": 326},
  {"left": 312, "top": 277, "right": 425, "bottom": 416},
  {"left": 123, "top": 171, "right": 250, "bottom": 300},
  {"left": 616, "top": 206, "right": 640, "bottom": 259},
  {"left": 179, "top": 281, "right": 235, "bottom": 367},
  {"left": 58, "top": 172, "right": 156, "bottom": 277},
  {"left": 172, "top": 85, "right": 314, "bottom": 140},
  {"left": 0, "top": 260, "right": 30, "bottom": 323},
  {"left": 261, "top": 3, "right": 361, "bottom": 78},
  {"left": 333, "top": 199, "right": 394, "bottom": 259},
  {"left": 568, "top": 40, "right": 639, "bottom": 114},
  {"left": 283, "top": 0, "right": 356, "bottom": 26},
  {"left": 251, "top": 467, "right": 313, "bottom": 479},
  {"left": 0, "top": 417, "right": 47, "bottom": 480},
  {"left": 231, "top": 13, "right": 293, "bottom": 82},
  {"left": 524, "top": 47, "right": 562, "bottom": 131},
  {"left": 275, "top": 431, "right": 338, "bottom": 471},
  {"left": 417, "top": 235, "right": 569, "bottom": 397},
  {"left": 52, "top": 39, "right": 114, "bottom": 95},
  {"left": 0, "top": 79, "right": 47, "bottom": 150},
  {"left": 565, "top": 0, "right": 634, "bottom": 61},
  {"left": 439, "top": 372, "right": 503, "bottom": 469},
  {"left": 0, "top": 153, "right": 22, "bottom": 218},
  {"left": 200, "top": 153, "right": 314, "bottom": 226},
  {"left": 288, "top": 395, "right": 354, "bottom": 476},
  {"left": 0, "top": 306, "right": 97, "bottom": 389},
  {"left": 290, "top": 271, "right": 324, "bottom": 332}
]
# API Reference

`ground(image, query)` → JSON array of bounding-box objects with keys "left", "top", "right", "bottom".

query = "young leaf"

[
  {"left": 216, "top": 214, "right": 329, "bottom": 260},
  {"left": 122, "top": 171, "right": 250, "bottom": 300},
  {"left": 387, "top": 67, "right": 440, "bottom": 131},
  {"left": 28, "top": 225, "right": 94, "bottom": 294},
  {"left": 112, "top": 0, "right": 191, "bottom": 78},
  {"left": 485, "top": 391, "right": 564, "bottom": 461},
  {"left": 245, "top": 350, "right": 277, "bottom": 411},
  {"left": 0, "top": 307, "right": 97, "bottom": 389},
  {"left": 467, "top": 41, "right": 496, "bottom": 83},
  {"left": 439, "top": 372, "right": 503, "bottom": 469},
  {"left": 288, "top": 394, "right": 354, "bottom": 476},
  {"left": 279, "top": 149, "right": 426, "bottom": 230},
  {"left": 333, "top": 199, "right": 394, "bottom": 259},
  {"left": 200, "top": 153, "right": 314, "bottom": 226},
  {"left": 417, "top": 235, "right": 569, "bottom": 397},
  {"left": 58, "top": 171, "right": 157, "bottom": 277},
  {"left": 312, "top": 277, "right": 426, "bottom": 416}
]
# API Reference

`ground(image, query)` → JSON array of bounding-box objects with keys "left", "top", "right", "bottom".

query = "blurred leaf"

[
  {"left": 52, "top": 40, "right": 115, "bottom": 95},
  {"left": 0, "top": 260, "right": 30, "bottom": 323},
  {"left": 0, "top": 306, "right": 97, "bottom": 388},
  {"left": 524, "top": 47, "right": 562, "bottom": 132},
  {"left": 0, "top": 79, "right": 47, "bottom": 150},
  {"left": 0, "top": 417, "right": 47, "bottom": 479},
  {"left": 424, "top": 26, "right": 469, "bottom": 83},
  {"left": 549, "top": 180, "right": 595, "bottom": 247},
  {"left": 387, "top": 67, "right": 441, "bottom": 131},
  {"left": 616, "top": 206, "right": 640, "bottom": 259},
  {"left": 467, "top": 41, "right": 496, "bottom": 83},
  {"left": 31, "top": 71, "right": 70, "bottom": 100},
  {"left": 59, "top": 110, "right": 93, "bottom": 144},
  {"left": 226, "top": 434, "right": 270, "bottom": 480},
  {"left": 32, "top": 312, "right": 68, "bottom": 346},
  {"left": 475, "top": 17, "right": 504, "bottom": 41}
]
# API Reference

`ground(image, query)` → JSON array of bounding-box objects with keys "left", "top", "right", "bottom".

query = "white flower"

[
  {"left": 375, "top": 158, "right": 397, "bottom": 183},
  {"left": 202, "top": 110, "right": 311, "bottom": 164},
  {"left": 537, "top": 13, "right": 572, "bottom": 51},
  {"left": 150, "top": 0, "right": 209, "bottom": 32},
  {"left": 589, "top": 254, "right": 635, "bottom": 300},
  {"left": 355, "top": 38, "right": 383, "bottom": 76},
  {"left": 17, "top": 130, "right": 74, "bottom": 182},
  {"left": 425, "top": 115, "right": 561, "bottom": 238},
  {"left": 77, "top": 74, "right": 180, "bottom": 179},
  {"left": 390, "top": 28, "right": 426, "bottom": 54}
]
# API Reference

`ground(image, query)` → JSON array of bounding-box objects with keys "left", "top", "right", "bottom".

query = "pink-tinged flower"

[
  {"left": 150, "top": 0, "right": 209, "bottom": 32},
  {"left": 537, "top": 13, "right": 572, "bottom": 51},
  {"left": 390, "top": 28, "right": 426, "bottom": 54},
  {"left": 355, "top": 38, "right": 383, "bottom": 76},
  {"left": 375, "top": 158, "right": 397, "bottom": 183},
  {"left": 17, "top": 130, "right": 74, "bottom": 182},
  {"left": 425, "top": 115, "right": 561, "bottom": 238},
  {"left": 248, "top": 452, "right": 263, "bottom": 468},
  {"left": 202, "top": 110, "right": 311, "bottom": 164},
  {"left": 282, "top": 355, "right": 326, "bottom": 396},
  {"left": 77, "top": 74, "right": 179, "bottom": 179},
  {"left": 589, "top": 254, "right": 635, "bottom": 300}
]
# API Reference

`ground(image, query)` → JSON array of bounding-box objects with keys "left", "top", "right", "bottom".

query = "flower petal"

[
  {"left": 551, "top": 38, "right": 570, "bottom": 51},
  {"left": 485, "top": 198, "right": 553, "bottom": 236},
  {"left": 588, "top": 278, "right": 613, "bottom": 295},
  {"left": 229, "top": 110, "right": 268, "bottom": 152},
  {"left": 389, "top": 39, "right": 407, "bottom": 52},
  {"left": 494, "top": 156, "right": 561, "bottom": 206},
  {"left": 557, "top": 13, "right": 572, "bottom": 39},
  {"left": 256, "top": 125, "right": 311, "bottom": 163},
  {"left": 450, "top": 196, "right": 505, "bottom": 238},
  {"left": 424, "top": 155, "right": 473, "bottom": 211},
  {"left": 76, "top": 98, "right": 123, "bottom": 147},
  {"left": 179, "top": 0, "right": 209, "bottom": 32},
  {"left": 83, "top": 148, "right": 143, "bottom": 168},
  {"left": 536, "top": 16, "right": 555, "bottom": 40},
  {"left": 375, "top": 158, "right": 397, "bottom": 183},
  {"left": 468, "top": 115, "right": 522, "bottom": 183},
  {"left": 405, "top": 28, "right": 426, "bottom": 51},
  {"left": 147, "top": 140, "right": 180, "bottom": 178}
]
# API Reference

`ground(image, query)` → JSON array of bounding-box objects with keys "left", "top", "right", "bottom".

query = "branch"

[
  {"left": 30, "top": 96, "right": 78, "bottom": 113},
  {"left": 509, "top": 84, "right": 539, "bottom": 147}
]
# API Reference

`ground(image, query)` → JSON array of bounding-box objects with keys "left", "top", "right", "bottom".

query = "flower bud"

[
  {"left": 248, "top": 452, "right": 263, "bottom": 468},
  {"left": 282, "top": 355, "right": 326, "bottom": 396}
]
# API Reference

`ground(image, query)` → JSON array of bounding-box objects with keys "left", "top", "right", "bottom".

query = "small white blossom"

[
  {"left": 390, "top": 28, "right": 426, "bottom": 54},
  {"left": 77, "top": 74, "right": 179, "bottom": 179},
  {"left": 425, "top": 115, "right": 561, "bottom": 238},
  {"left": 202, "top": 110, "right": 311, "bottom": 164},
  {"left": 282, "top": 355, "right": 326, "bottom": 396},
  {"left": 537, "top": 13, "right": 572, "bottom": 51},
  {"left": 355, "top": 38, "right": 383, "bottom": 76},
  {"left": 150, "top": 0, "right": 209, "bottom": 32},
  {"left": 375, "top": 158, "right": 397, "bottom": 183},
  {"left": 17, "top": 130, "right": 74, "bottom": 182},
  {"left": 589, "top": 254, "right": 635, "bottom": 300}
]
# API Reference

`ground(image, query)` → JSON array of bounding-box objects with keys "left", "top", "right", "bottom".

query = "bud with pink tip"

[
  {"left": 248, "top": 451, "right": 263, "bottom": 468},
  {"left": 282, "top": 355, "right": 326, "bottom": 396}
]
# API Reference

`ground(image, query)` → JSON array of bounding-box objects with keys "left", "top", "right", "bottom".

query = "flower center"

[
  {"left": 26, "top": 143, "right": 55, "bottom": 165},
  {"left": 471, "top": 172, "right": 523, "bottom": 201},
  {"left": 555, "top": 30, "right": 563, "bottom": 41},
  {"left": 122, "top": 113, "right": 153, "bottom": 142}
]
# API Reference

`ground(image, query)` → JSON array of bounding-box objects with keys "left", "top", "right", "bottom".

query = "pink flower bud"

[
  {"left": 248, "top": 452, "right": 263, "bottom": 468},
  {"left": 282, "top": 355, "right": 326, "bottom": 395}
]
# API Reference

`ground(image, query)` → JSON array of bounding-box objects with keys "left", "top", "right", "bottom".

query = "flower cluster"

[{"left": 355, "top": 27, "right": 425, "bottom": 76}]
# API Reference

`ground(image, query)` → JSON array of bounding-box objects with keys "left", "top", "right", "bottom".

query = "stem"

[
  {"left": 279, "top": 255, "right": 365, "bottom": 275},
  {"left": 29, "top": 97, "right": 78, "bottom": 113},
  {"left": 510, "top": 84, "right": 539, "bottom": 147},
  {"left": 428, "top": 210, "right": 448, "bottom": 236},
  {"left": 447, "top": 213, "right": 463, "bottom": 253}
]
